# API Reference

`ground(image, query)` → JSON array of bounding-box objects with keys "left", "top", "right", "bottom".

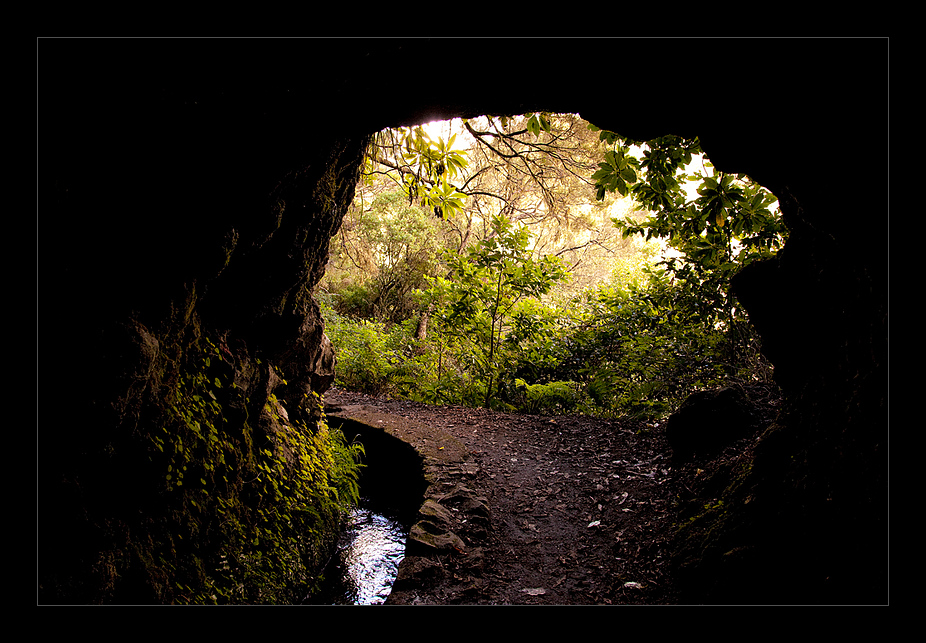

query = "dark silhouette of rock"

[{"left": 666, "top": 385, "right": 763, "bottom": 465}]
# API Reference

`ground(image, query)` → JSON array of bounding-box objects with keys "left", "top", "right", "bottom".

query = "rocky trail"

[{"left": 323, "top": 387, "right": 687, "bottom": 605}]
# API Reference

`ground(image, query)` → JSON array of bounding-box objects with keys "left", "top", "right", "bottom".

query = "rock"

[
  {"left": 387, "top": 556, "right": 444, "bottom": 603},
  {"left": 418, "top": 498, "right": 454, "bottom": 527},
  {"left": 407, "top": 520, "right": 466, "bottom": 553},
  {"left": 437, "top": 485, "right": 490, "bottom": 519},
  {"left": 665, "top": 385, "right": 763, "bottom": 465}
]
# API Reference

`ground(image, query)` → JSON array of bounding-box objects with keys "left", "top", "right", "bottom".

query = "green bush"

[
  {"left": 545, "top": 268, "right": 772, "bottom": 419},
  {"left": 145, "top": 336, "right": 364, "bottom": 604},
  {"left": 322, "top": 304, "right": 400, "bottom": 395},
  {"left": 509, "top": 378, "right": 581, "bottom": 415},
  {"left": 321, "top": 255, "right": 772, "bottom": 422}
]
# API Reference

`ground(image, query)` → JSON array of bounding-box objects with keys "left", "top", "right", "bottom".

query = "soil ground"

[{"left": 323, "top": 387, "right": 691, "bottom": 605}]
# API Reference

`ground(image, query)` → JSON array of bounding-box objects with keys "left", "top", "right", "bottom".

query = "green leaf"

[{"left": 527, "top": 115, "right": 540, "bottom": 137}]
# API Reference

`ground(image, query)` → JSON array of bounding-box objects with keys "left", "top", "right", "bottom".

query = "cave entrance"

[
  {"left": 313, "top": 113, "right": 786, "bottom": 603},
  {"left": 37, "top": 38, "right": 886, "bottom": 606},
  {"left": 320, "top": 112, "right": 783, "bottom": 421}
]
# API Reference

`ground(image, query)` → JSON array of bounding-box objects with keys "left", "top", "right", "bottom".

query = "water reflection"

[{"left": 310, "top": 501, "right": 409, "bottom": 605}]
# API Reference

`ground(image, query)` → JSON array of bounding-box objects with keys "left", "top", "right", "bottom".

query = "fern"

[{"left": 513, "top": 378, "right": 580, "bottom": 414}]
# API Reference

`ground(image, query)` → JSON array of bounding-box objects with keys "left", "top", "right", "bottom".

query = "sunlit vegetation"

[
  {"left": 319, "top": 114, "right": 785, "bottom": 418},
  {"left": 145, "top": 337, "right": 365, "bottom": 603}
]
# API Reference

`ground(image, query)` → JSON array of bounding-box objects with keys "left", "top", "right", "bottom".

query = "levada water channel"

[{"left": 303, "top": 415, "right": 426, "bottom": 605}]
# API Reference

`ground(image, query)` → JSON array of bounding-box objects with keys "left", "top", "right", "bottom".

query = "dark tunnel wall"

[{"left": 38, "top": 38, "right": 888, "bottom": 603}]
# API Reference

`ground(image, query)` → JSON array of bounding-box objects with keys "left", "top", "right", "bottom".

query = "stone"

[
  {"left": 417, "top": 499, "right": 454, "bottom": 529},
  {"left": 407, "top": 520, "right": 466, "bottom": 553},
  {"left": 665, "top": 385, "right": 762, "bottom": 465}
]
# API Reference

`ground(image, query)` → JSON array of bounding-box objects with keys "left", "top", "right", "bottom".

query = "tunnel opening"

[
  {"left": 320, "top": 112, "right": 784, "bottom": 424},
  {"left": 37, "top": 38, "right": 887, "bottom": 605},
  {"left": 310, "top": 112, "right": 789, "bottom": 604}
]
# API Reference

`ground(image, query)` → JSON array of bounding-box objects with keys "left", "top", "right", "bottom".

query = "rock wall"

[
  {"left": 40, "top": 40, "right": 374, "bottom": 602},
  {"left": 38, "top": 39, "right": 887, "bottom": 603}
]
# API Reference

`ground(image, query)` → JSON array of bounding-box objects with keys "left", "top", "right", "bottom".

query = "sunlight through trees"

[{"left": 319, "top": 113, "right": 786, "bottom": 417}]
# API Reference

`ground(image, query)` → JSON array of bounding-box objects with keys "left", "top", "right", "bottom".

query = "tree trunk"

[{"left": 415, "top": 302, "right": 434, "bottom": 341}]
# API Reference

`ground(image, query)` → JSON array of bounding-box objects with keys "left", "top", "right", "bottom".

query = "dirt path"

[{"left": 323, "top": 387, "right": 681, "bottom": 605}]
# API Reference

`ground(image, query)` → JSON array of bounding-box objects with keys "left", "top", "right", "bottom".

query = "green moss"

[
  {"left": 672, "top": 453, "right": 760, "bottom": 577},
  {"left": 142, "top": 335, "right": 364, "bottom": 604}
]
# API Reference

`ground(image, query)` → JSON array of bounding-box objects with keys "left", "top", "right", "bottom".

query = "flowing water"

[
  {"left": 305, "top": 415, "right": 425, "bottom": 605},
  {"left": 307, "top": 499, "right": 411, "bottom": 605}
]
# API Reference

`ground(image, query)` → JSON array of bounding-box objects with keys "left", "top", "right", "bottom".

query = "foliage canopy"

[{"left": 321, "top": 113, "right": 785, "bottom": 418}]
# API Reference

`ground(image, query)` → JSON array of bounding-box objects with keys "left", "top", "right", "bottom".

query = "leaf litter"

[{"left": 324, "top": 387, "right": 680, "bottom": 604}]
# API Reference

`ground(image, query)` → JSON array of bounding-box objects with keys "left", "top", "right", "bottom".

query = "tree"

[
  {"left": 588, "top": 127, "right": 788, "bottom": 370},
  {"left": 459, "top": 114, "right": 626, "bottom": 261},
  {"left": 363, "top": 125, "right": 469, "bottom": 220},
  {"left": 324, "top": 190, "right": 448, "bottom": 322},
  {"left": 329, "top": 113, "right": 653, "bottom": 323},
  {"left": 364, "top": 114, "right": 644, "bottom": 283},
  {"left": 425, "top": 213, "right": 568, "bottom": 408},
  {"left": 590, "top": 127, "right": 786, "bottom": 274}
]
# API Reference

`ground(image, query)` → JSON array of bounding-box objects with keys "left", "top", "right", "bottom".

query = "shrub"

[{"left": 508, "top": 378, "right": 581, "bottom": 415}]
